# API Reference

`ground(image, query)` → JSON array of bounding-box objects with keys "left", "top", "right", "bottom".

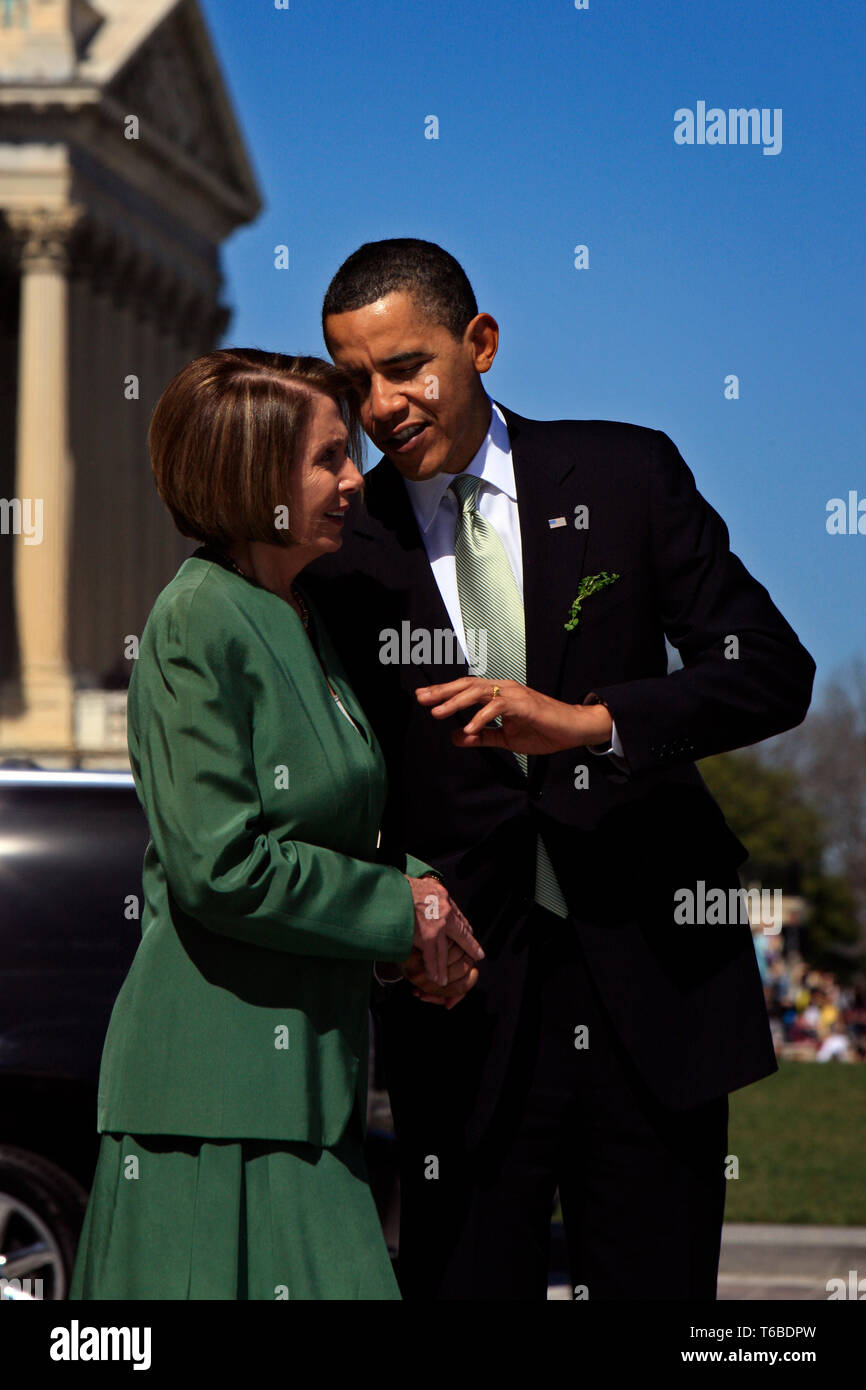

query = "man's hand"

[
  {"left": 415, "top": 678, "right": 613, "bottom": 755},
  {"left": 402, "top": 940, "right": 480, "bottom": 1010},
  {"left": 403, "top": 875, "right": 484, "bottom": 996}
]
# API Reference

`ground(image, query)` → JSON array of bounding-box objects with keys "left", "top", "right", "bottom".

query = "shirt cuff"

[{"left": 586, "top": 718, "right": 624, "bottom": 758}]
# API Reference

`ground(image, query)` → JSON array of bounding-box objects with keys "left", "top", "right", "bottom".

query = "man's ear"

[{"left": 465, "top": 313, "right": 499, "bottom": 375}]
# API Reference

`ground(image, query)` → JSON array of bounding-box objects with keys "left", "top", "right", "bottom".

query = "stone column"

[
  {"left": 132, "top": 258, "right": 165, "bottom": 614},
  {"left": 67, "top": 221, "right": 129, "bottom": 687},
  {"left": 111, "top": 243, "right": 144, "bottom": 669},
  {"left": 0, "top": 203, "right": 83, "bottom": 756}
]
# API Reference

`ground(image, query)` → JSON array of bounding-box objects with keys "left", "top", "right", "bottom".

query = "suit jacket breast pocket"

[{"left": 567, "top": 570, "right": 636, "bottom": 629}]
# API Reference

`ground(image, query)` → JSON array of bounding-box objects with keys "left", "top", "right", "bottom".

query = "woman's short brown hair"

[{"left": 149, "top": 348, "right": 365, "bottom": 547}]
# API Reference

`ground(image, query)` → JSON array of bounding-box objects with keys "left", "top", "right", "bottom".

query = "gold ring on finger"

[{"left": 492, "top": 684, "right": 501, "bottom": 698}]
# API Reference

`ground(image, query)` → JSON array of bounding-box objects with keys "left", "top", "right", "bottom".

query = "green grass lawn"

[{"left": 725, "top": 1061, "right": 866, "bottom": 1225}]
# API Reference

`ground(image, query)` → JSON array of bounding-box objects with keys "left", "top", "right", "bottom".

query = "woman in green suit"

[{"left": 69, "top": 349, "right": 483, "bottom": 1301}]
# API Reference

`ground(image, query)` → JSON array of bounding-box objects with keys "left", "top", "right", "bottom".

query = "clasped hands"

[{"left": 399, "top": 876, "right": 483, "bottom": 1008}]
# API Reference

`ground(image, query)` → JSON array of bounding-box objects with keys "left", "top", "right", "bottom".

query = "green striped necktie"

[{"left": 451, "top": 473, "right": 568, "bottom": 919}]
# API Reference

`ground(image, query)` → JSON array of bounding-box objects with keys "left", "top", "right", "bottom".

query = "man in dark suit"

[{"left": 304, "top": 238, "right": 815, "bottom": 1300}]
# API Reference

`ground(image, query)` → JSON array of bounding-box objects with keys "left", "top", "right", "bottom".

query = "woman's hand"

[
  {"left": 415, "top": 678, "right": 613, "bottom": 756},
  {"left": 402, "top": 940, "right": 480, "bottom": 1010},
  {"left": 404, "top": 876, "right": 484, "bottom": 989}
]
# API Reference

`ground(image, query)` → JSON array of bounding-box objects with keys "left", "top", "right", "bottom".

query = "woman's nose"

[{"left": 340, "top": 459, "right": 364, "bottom": 493}]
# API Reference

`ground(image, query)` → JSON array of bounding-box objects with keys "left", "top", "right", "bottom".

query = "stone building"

[{"left": 0, "top": 0, "right": 261, "bottom": 764}]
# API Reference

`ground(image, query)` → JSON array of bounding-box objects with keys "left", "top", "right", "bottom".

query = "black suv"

[{"left": 0, "top": 768, "right": 147, "bottom": 1298}]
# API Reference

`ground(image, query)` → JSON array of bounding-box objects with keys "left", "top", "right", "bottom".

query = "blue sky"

[{"left": 201, "top": 0, "right": 864, "bottom": 694}]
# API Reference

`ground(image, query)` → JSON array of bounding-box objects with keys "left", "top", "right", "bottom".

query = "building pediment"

[
  {"left": 0, "top": 1, "right": 261, "bottom": 225},
  {"left": 103, "top": 2, "right": 260, "bottom": 212}
]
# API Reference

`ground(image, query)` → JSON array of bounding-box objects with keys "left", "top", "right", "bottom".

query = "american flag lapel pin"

[{"left": 548, "top": 516, "right": 567, "bottom": 529}]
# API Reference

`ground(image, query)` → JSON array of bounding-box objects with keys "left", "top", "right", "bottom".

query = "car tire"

[{"left": 0, "top": 1145, "right": 88, "bottom": 1300}]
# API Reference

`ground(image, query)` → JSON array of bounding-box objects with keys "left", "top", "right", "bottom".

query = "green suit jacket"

[{"left": 97, "top": 552, "right": 430, "bottom": 1145}]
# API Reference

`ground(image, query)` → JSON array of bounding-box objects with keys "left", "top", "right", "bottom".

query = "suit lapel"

[
  {"left": 362, "top": 461, "right": 465, "bottom": 682},
  {"left": 498, "top": 404, "right": 590, "bottom": 701}
]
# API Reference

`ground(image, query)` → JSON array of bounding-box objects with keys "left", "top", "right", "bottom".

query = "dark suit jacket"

[{"left": 305, "top": 406, "right": 816, "bottom": 1147}]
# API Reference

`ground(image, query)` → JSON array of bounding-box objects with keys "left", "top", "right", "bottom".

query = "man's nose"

[{"left": 368, "top": 374, "right": 405, "bottom": 423}]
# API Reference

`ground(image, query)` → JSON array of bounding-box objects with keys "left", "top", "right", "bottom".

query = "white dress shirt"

[{"left": 402, "top": 398, "right": 625, "bottom": 762}]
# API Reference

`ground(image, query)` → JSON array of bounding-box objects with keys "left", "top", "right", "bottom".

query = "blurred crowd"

[{"left": 756, "top": 940, "right": 866, "bottom": 1062}]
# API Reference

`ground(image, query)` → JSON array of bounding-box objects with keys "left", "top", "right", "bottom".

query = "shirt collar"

[{"left": 402, "top": 397, "right": 515, "bottom": 534}]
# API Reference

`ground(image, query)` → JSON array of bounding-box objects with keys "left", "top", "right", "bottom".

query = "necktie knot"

[{"left": 450, "top": 473, "right": 481, "bottom": 514}]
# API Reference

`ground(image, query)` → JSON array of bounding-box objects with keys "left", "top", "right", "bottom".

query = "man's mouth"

[{"left": 385, "top": 422, "right": 429, "bottom": 453}]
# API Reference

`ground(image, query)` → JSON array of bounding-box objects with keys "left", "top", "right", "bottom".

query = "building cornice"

[
  {"left": 0, "top": 92, "right": 260, "bottom": 241},
  {"left": 0, "top": 0, "right": 262, "bottom": 238}
]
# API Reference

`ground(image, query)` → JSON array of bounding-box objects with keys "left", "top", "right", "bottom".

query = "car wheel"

[{"left": 0, "top": 1146, "right": 88, "bottom": 1300}]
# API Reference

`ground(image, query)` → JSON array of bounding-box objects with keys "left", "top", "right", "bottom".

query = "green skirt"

[{"left": 68, "top": 1118, "right": 400, "bottom": 1301}]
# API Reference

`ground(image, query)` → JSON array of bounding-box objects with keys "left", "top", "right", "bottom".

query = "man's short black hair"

[{"left": 322, "top": 238, "right": 478, "bottom": 341}]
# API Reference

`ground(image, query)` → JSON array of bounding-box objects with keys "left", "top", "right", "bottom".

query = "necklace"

[
  {"left": 292, "top": 586, "right": 311, "bottom": 630},
  {"left": 220, "top": 550, "right": 309, "bottom": 629}
]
